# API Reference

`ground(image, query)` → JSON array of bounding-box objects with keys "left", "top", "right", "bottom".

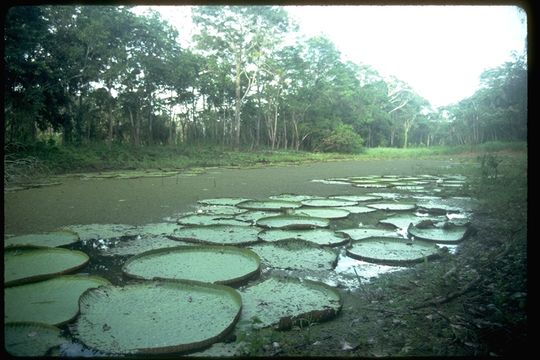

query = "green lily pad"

[
  {"left": 75, "top": 280, "right": 242, "bottom": 354},
  {"left": 5, "top": 275, "right": 111, "bottom": 325},
  {"left": 239, "top": 277, "right": 342, "bottom": 329},
  {"left": 338, "top": 228, "right": 398, "bottom": 241},
  {"left": 329, "top": 195, "right": 382, "bottom": 202},
  {"left": 346, "top": 237, "right": 440, "bottom": 265},
  {"left": 367, "top": 192, "right": 403, "bottom": 200},
  {"left": 256, "top": 215, "right": 330, "bottom": 230},
  {"left": 99, "top": 235, "right": 195, "bottom": 257},
  {"left": 136, "top": 223, "right": 182, "bottom": 236},
  {"left": 177, "top": 214, "right": 250, "bottom": 227},
  {"left": 291, "top": 207, "right": 350, "bottom": 219},
  {"left": 4, "top": 230, "right": 80, "bottom": 248},
  {"left": 234, "top": 211, "right": 282, "bottom": 223},
  {"left": 379, "top": 214, "right": 445, "bottom": 229},
  {"left": 337, "top": 205, "right": 377, "bottom": 214},
  {"left": 301, "top": 198, "right": 357, "bottom": 207},
  {"left": 248, "top": 240, "right": 338, "bottom": 271},
  {"left": 170, "top": 225, "right": 260, "bottom": 245},
  {"left": 5, "top": 322, "right": 68, "bottom": 357},
  {"left": 352, "top": 183, "right": 388, "bottom": 188},
  {"left": 407, "top": 223, "right": 471, "bottom": 244},
  {"left": 122, "top": 246, "right": 261, "bottom": 285},
  {"left": 236, "top": 200, "right": 302, "bottom": 211},
  {"left": 269, "top": 194, "right": 320, "bottom": 202},
  {"left": 367, "top": 203, "right": 417, "bottom": 211},
  {"left": 195, "top": 205, "right": 248, "bottom": 216},
  {"left": 66, "top": 224, "right": 137, "bottom": 241},
  {"left": 198, "top": 198, "right": 251, "bottom": 206},
  {"left": 5, "top": 247, "right": 90, "bottom": 287},
  {"left": 258, "top": 229, "right": 348, "bottom": 246}
]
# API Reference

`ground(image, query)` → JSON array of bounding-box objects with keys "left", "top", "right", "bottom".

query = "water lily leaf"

[
  {"left": 66, "top": 224, "right": 137, "bottom": 241},
  {"left": 195, "top": 205, "right": 248, "bottom": 216},
  {"left": 5, "top": 322, "right": 68, "bottom": 357},
  {"left": 75, "top": 280, "right": 242, "bottom": 354},
  {"left": 198, "top": 198, "right": 251, "bottom": 206},
  {"left": 170, "top": 225, "right": 260, "bottom": 245},
  {"left": 256, "top": 215, "right": 330, "bottom": 230},
  {"left": 239, "top": 277, "right": 342, "bottom": 329},
  {"left": 367, "top": 192, "right": 403, "bottom": 200},
  {"left": 352, "top": 183, "right": 388, "bottom": 188},
  {"left": 291, "top": 207, "right": 350, "bottom": 219},
  {"left": 301, "top": 198, "right": 357, "bottom": 207},
  {"left": 135, "top": 223, "right": 182, "bottom": 236},
  {"left": 269, "top": 194, "right": 320, "bottom": 202},
  {"left": 379, "top": 214, "right": 446, "bottom": 230},
  {"left": 4, "top": 230, "right": 80, "bottom": 248},
  {"left": 258, "top": 229, "right": 348, "bottom": 246},
  {"left": 338, "top": 228, "right": 399, "bottom": 241},
  {"left": 5, "top": 247, "right": 90, "bottom": 287},
  {"left": 248, "top": 240, "right": 338, "bottom": 271},
  {"left": 123, "top": 246, "right": 260, "bottom": 285},
  {"left": 346, "top": 237, "right": 440, "bottom": 265},
  {"left": 407, "top": 223, "right": 471, "bottom": 244},
  {"left": 337, "top": 206, "right": 377, "bottom": 214},
  {"left": 367, "top": 203, "right": 416, "bottom": 211},
  {"left": 310, "top": 179, "right": 351, "bottom": 185},
  {"left": 177, "top": 214, "right": 250, "bottom": 227},
  {"left": 5, "top": 275, "right": 111, "bottom": 325},
  {"left": 236, "top": 200, "right": 302, "bottom": 211},
  {"left": 329, "top": 195, "right": 382, "bottom": 202},
  {"left": 234, "top": 211, "right": 282, "bottom": 224},
  {"left": 98, "top": 235, "right": 194, "bottom": 257}
]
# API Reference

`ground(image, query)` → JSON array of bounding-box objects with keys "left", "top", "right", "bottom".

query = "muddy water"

[{"left": 4, "top": 159, "right": 454, "bottom": 235}]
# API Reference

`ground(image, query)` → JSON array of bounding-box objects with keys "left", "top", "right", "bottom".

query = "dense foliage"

[{"left": 4, "top": 6, "right": 527, "bottom": 153}]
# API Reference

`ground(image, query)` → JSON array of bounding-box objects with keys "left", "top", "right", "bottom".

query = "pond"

[{"left": 4, "top": 159, "right": 478, "bottom": 356}]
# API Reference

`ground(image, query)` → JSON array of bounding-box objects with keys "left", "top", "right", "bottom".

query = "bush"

[{"left": 319, "top": 124, "right": 364, "bottom": 153}]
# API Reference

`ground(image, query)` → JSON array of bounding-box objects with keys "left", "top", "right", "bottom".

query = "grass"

[{"left": 4, "top": 141, "right": 527, "bottom": 183}]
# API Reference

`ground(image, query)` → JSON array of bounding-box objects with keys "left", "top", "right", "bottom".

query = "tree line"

[{"left": 4, "top": 6, "right": 527, "bottom": 152}]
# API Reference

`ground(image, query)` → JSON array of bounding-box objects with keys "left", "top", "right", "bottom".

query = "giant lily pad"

[
  {"left": 236, "top": 200, "right": 302, "bottom": 211},
  {"left": 337, "top": 228, "right": 399, "bottom": 241},
  {"left": 300, "top": 198, "right": 357, "bottom": 207},
  {"left": 75, "top": 280, "right": 242, "bottom": 354},
  {"left": 379, "top": 214, "right": 445, "bottom": 230},
  {"left": 66, "top": 224, "right": 137, "bottom": 241},
  {"left": 407, "top": 223, "right": 471, "bottom": 244},
  {"left": 177, "top": 214, "right": 250, "bottom": 227},
  {"left": 122, "top": 246, "right": 261, "bottom": 285},
  {"left": 4, "top": 230, "right": 80, "bottom": 248},
  {"left": 329, "top": 195, "right": 382, "bottom": 202},
  {"left": 98, "top": 235, "right": 195, "bottom": 257},
  {"left": 258, "top": 229, "right": 348, "bottom": 247},
  {"left": 352, "top": 183, "right": 388, "bottom": 188},
  {"left": 195, "top": 205, "right": 248, "bottom": 216},
  {"left": 169, "top": 225, "right": 260, "bottom": 245},
  {"left": 367, "top": 203, "right": 417, "bottom": 211},
  {"left": 346, "top": 237, "right": 440, "bottom": 265},
  {"left": 269, "top": 194, "right": 319, "bottom": 202},
  {"left": 256, "top": 215, "right": 330, "bottom": 230},
  {"left": 4, "top": 275, "right": 110, "bottom": 325},
  {"left": 239, "top": 277, "right": 341, "bottom": 329},
  {"left": 5, "top": 247, "right": 90, "bottom": 287},
  {"left": 198, "top": 198, "right": 251, "bottom": 206},
  {"left": 234, "top": 211, "right": 282, "bottom": 224},
  {"left": 291, "top": 207, "right": 350, "bottom": 219},
  {"left": 5, "top": 322, "right": 68, "bottom": 357},
  {"left": 135, "top": 223, "right": 182, "bottom": 236},
  {"left": 337, "top": 206, "right": 377, "bottom": 214},
  {"left": 248, "top": 240, "right": 338, "bottom": 271}
]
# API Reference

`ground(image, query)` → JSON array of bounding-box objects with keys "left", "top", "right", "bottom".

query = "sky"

[{"left": 134, "top": 5, "right": 527, "bottom": 109}]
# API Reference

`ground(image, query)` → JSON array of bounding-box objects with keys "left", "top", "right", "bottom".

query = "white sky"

[{"left": 135, "top": 5, "right": 527, "bottom": 109}]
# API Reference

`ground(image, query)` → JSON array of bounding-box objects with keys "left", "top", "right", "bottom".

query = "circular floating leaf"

[
  {"left": 195, "top": 205, "right": 248, "bottom": 216},
  {"left": 408, "top": 223, "right": 470, "bottom": 244},
  {"left": 301, "top": 198, "right": 357, "bottom": 207},
  {"left": 310, "top": 179, "right": 351, "bottom": 185},
  {"left": 236, "top": 200, "right": 302, "bottom": 211},
  {"left": 329, "top": 195, "right": 382, "bottom": 202},
  {"left": 256, "top": 215, "right": 329, "bottom": 230},
  {"left": 198, "top": 198, "right": 251, "bottom": 206},
  {"left": 123, "top": 246, "right": 261, "bottom": 285},
  {"left": 367, "top": 192, "right": 403, "bottom": 200},
  {"left": 234, "top": 211, "right": 282, "bottom": 223},
  {"left": 5, "top": 322, "right": 67, "bottom": 357},
  {"left": 248, "top": 240, "right": 338, "bottom": 271},
  {"left": 5, "top": 247, "right": 90, "bottom": 287},
  {"left": 4, "top": 230, "right": 79, "bottom": 248},
  {"left": 269, "top": 194, "right": 319, "bottom": 202},
  {"left": 379, "top": 214, "right": 445, "bottom": 230},
  {"left": 258, "top": 229, "right": 348, "bottom": 247},
  {"left": 99, "top": 235, "right": 194, "bottom": 257},
  {"left": 5, "top": 275, "right": 110, "bottom": 325},
  {"left": 67, "top": 224, "right": 137, "bottom": 241},
  {"left": 170, "top": 225, "right": 260, "bottom": 245},
  {"left": 75, "top": 280, "right": 242, "bottom": 354},
  {"left": 338, "top": 228, "right": 398, "bottom": 241},
  {"left": 352, "top": 183, "right": 388, "bottom": 188},
  {"left": 367, "top": 203, "right": 417, "bottom": 211},
  {"left": 177, "top": 214, "right": 250, "bottom": 227},
  {"left": 291, "top": 207, "right": 350, "bottom": 219},
  {"left": 346, "top": 237, "right": 440, "bottom": 265},
  {"left": 338, "top": 205, "right": 377, "bottom": 214},
  {"left": 239, "top": 277, "right": 342, "bottom": 329},
  {"left": 135, "top": 223, "right": 182, "bottom": 236}
]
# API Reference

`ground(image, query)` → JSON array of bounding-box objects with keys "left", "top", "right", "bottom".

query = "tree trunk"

[
  {"left": 234, "top": 51, "right": 242, "bottom": 149},
  {"left": 107, "top": 106, "right": 113, "bottom": 149}
]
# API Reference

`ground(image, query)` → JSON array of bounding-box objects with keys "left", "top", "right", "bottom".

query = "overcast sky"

[{"left": 134, "top": 5, "right": 527, "bottom": 109}]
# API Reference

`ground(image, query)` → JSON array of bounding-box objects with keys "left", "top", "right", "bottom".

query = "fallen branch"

[{"left": 411, "top": 275, "right": 481, "bottom": 310}]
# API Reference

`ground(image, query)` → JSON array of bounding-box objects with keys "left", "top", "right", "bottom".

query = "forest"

[{"left": 4, "top": 5, "right": 528, "bottom": 153}]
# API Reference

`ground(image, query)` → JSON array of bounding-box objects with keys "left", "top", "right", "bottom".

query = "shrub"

[{"left": 319, "top": 124, "right": 364, "bottom": 153}]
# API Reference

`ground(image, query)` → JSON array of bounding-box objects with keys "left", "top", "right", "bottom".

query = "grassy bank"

[{"left": 4, "top": 141, "right": 527, "bottom": 183}]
